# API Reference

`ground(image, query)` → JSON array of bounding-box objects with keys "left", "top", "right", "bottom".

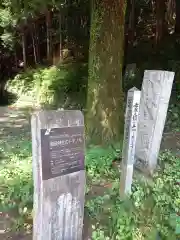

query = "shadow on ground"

[
  {"left": 0, "top": 90, "right": 17, "bottom": 107},
  {"left": 161, "top": 132, "right": 180, "bottom": 156},
  {"left": 0, "top": 107, "right": 31, "bottom": 144}
]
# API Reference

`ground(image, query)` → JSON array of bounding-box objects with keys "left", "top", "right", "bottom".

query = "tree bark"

[
  {"left": 31, "top": 23, "right": 38, "bottom": 65},
  {"left": 175, "top": 0, "right": 180, "bottom": 33},
  {"left": 167, "top": 0, "right": 175, "bottom": 31},
  {"left": 34, "top": 22, "right": 40, "bottom": 64},
  {"left": 66, "top": 8, "right": 69, "bottom": 47},
  {"left": 155, "top": 0, "right": 167, "bottom": 43},
  {"left": 46, "top": 9, "right": 53, "bottom": 64},
  {"left": 86, "top": 0, "right": 126, "bottom": 146},
  {"left": 14, "top": 48, "right": 18, "bottom": 70},
  {"left": 128, "top": 0, "right": 135, "bottom": 44},
  {"left": 21, "top": 29, "right": 27, "bottom": 69},
  {"left": 59, "top": 12, "right": 62, "bottom": 60}
]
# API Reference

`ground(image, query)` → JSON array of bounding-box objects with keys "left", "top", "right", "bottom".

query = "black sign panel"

[{"left": 41, "top": 126, "right": 85, "bottom": 180}]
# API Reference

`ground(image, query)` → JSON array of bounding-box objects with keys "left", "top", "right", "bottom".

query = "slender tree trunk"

[
  {"left": 59, "top": 12, "right": 62, "bottom": 59},
  {"left": 166, "top": 0, "right": 175, "bottom": 32},
  {"left": 65, "top": 1, "right": 69, "bottom": 47},
  {"left": 34, "top": 22, "right": 40, "bottom": 63},
  {"left": 128, "top": 0, "right": 135, "bottom": 44},
  {"left": 175, "top": 0, "right": 180, "bottom": 33},
  {"left": 86, "top": 0, "right": 126, "bottom": 146},
  {"left": 21, "top": 29, "right": 27, "bottom": 69},
  {"left": 152, "top": 0, "right": 156, "bottom": 13},
  {"left": 46, "top": 9, "right": 52, "bottom": 64},
  {"left": 155, "top": 0, "right": 167, "bottom": 43},
  {"left": 31, "top": 23, "right": 38, "bottom": 65},
  {"left": 0, "top": 80, "right": 5, "bottom": 98},
  {"left": 14, "top": 49, "right": 18, "bottom": 70}
]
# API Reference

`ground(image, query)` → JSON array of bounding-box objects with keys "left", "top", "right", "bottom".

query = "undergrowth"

[
  {"left": 7, "top": 63, "right": 88, "bottom": 110},
  {"left": 0, "top": 131, "right": 179, "bottom": 239},
  {"left": 86, "top": 151, "right": 180, "bottom": 240}
]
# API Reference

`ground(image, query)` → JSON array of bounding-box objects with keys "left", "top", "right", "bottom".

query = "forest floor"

[
  {"left": 0, "top": 99, "right": 34, "bottom": 240},
  {"left": 0, "top": 96, "right": 180, "bottom": 239}
]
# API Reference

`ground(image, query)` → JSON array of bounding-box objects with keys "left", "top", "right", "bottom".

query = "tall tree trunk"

[
  {"left": 31, "top": 23, "right": 38, "bottom": 65},
  {"left": 65, "top": 0, "right": 69, "bottom": 47},
  {"left": 86, "top": 0, "right": 126, "bottom": 146},
  {"left": 66, "top": 16, "right": 69, "bottom": 48},
  {"left": 167, "top": 0, "right": 175, "bottom": 32},
  {"left": 34, "top": 22, "right": 40, "bottom": 63},
  {"left": 59, "top": 12, "right": 62, "bottom": 59},
  {"left": 155, "top": 0, "right": 167, "bottom": 43},
  {"left": 128, "top": 0, "right": 135, "bottom": 44},
  {"left": 46, "top": 9, "right": 52, "bottom": 64},
  {"left": 14, "top": 49, "right": 18, "bottom": 70},
  {"left": 175, "top": 0, "right": 180, "bottom": 33},
  {"left": 21, "top": 29, "right": 27, "bottom": 69}
]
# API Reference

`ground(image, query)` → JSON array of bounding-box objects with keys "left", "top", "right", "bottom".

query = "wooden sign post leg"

[{"left": 120, "top": 87, "right": 141, "bottom": 196}]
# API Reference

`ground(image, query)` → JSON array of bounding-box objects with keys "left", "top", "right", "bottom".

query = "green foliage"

[
  {"left": 0, "top": 0, "right": 90, "bottom": 50},
  {"left": 0, "top": 135, "right": 33, "bottom": 228},
  {"left": 0, "top": 8, "right": 13, "bottom": 28},
  {"left": 1, "top": 31, "right": 14, "bottom": 48},
  {"left": 7, "top": 63, "right": 88, "bottom": 109},
  {"left": 166, "top": 103, "right": 180, "bottom": 132},
  {"left": 86, "top": 150, "right": 180, "bottom": 240},
  {"left": 86, "top": 146, "right": 119, "bottom": 181}
]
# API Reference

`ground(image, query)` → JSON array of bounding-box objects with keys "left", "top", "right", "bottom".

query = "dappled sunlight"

[
  {"left": 91, "top": 87, "right": 99, "bottom": 115},
  {"left": 7, "top": 63, "right": 88, "bottom": 111},
  {"left": 0, "top": 107, "right": 31, "bottom": 142},
  {"left": 86, "top": 0, "right": 125, "bottom": 145},
  {"left": 87, "top": 72, "right": 124, "bottom": 144}
]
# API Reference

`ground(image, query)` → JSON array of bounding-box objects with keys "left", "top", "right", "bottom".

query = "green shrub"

[{"left": 7, "top": 63, "right": 88, "bottom": 109}]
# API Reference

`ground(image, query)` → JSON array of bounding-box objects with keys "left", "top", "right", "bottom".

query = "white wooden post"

[{"left": 120, "top": 87, "right": 141, "bottom": 196}]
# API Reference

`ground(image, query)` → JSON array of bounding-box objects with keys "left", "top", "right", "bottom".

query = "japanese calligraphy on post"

[
  {"left": 135, "top": 70, "right": 175, "bottom": 175},
  {"left": 41, "top": 125, "right": 85, "bottom": 180},
  {"left": 120, "top": 87, "right": 141, "bottom": 196}
]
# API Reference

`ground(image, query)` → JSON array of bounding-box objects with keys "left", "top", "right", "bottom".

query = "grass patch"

[
  {"left": 0, "top": 135, "right": 33, "bottom": 231},
  {"left": 0, "top": 130, "right": 180, "bottom": 239}
]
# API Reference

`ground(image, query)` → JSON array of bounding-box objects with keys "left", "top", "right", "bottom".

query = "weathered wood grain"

[{"left": 31, "top": 110, "right": 86, "bottom": 240}]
